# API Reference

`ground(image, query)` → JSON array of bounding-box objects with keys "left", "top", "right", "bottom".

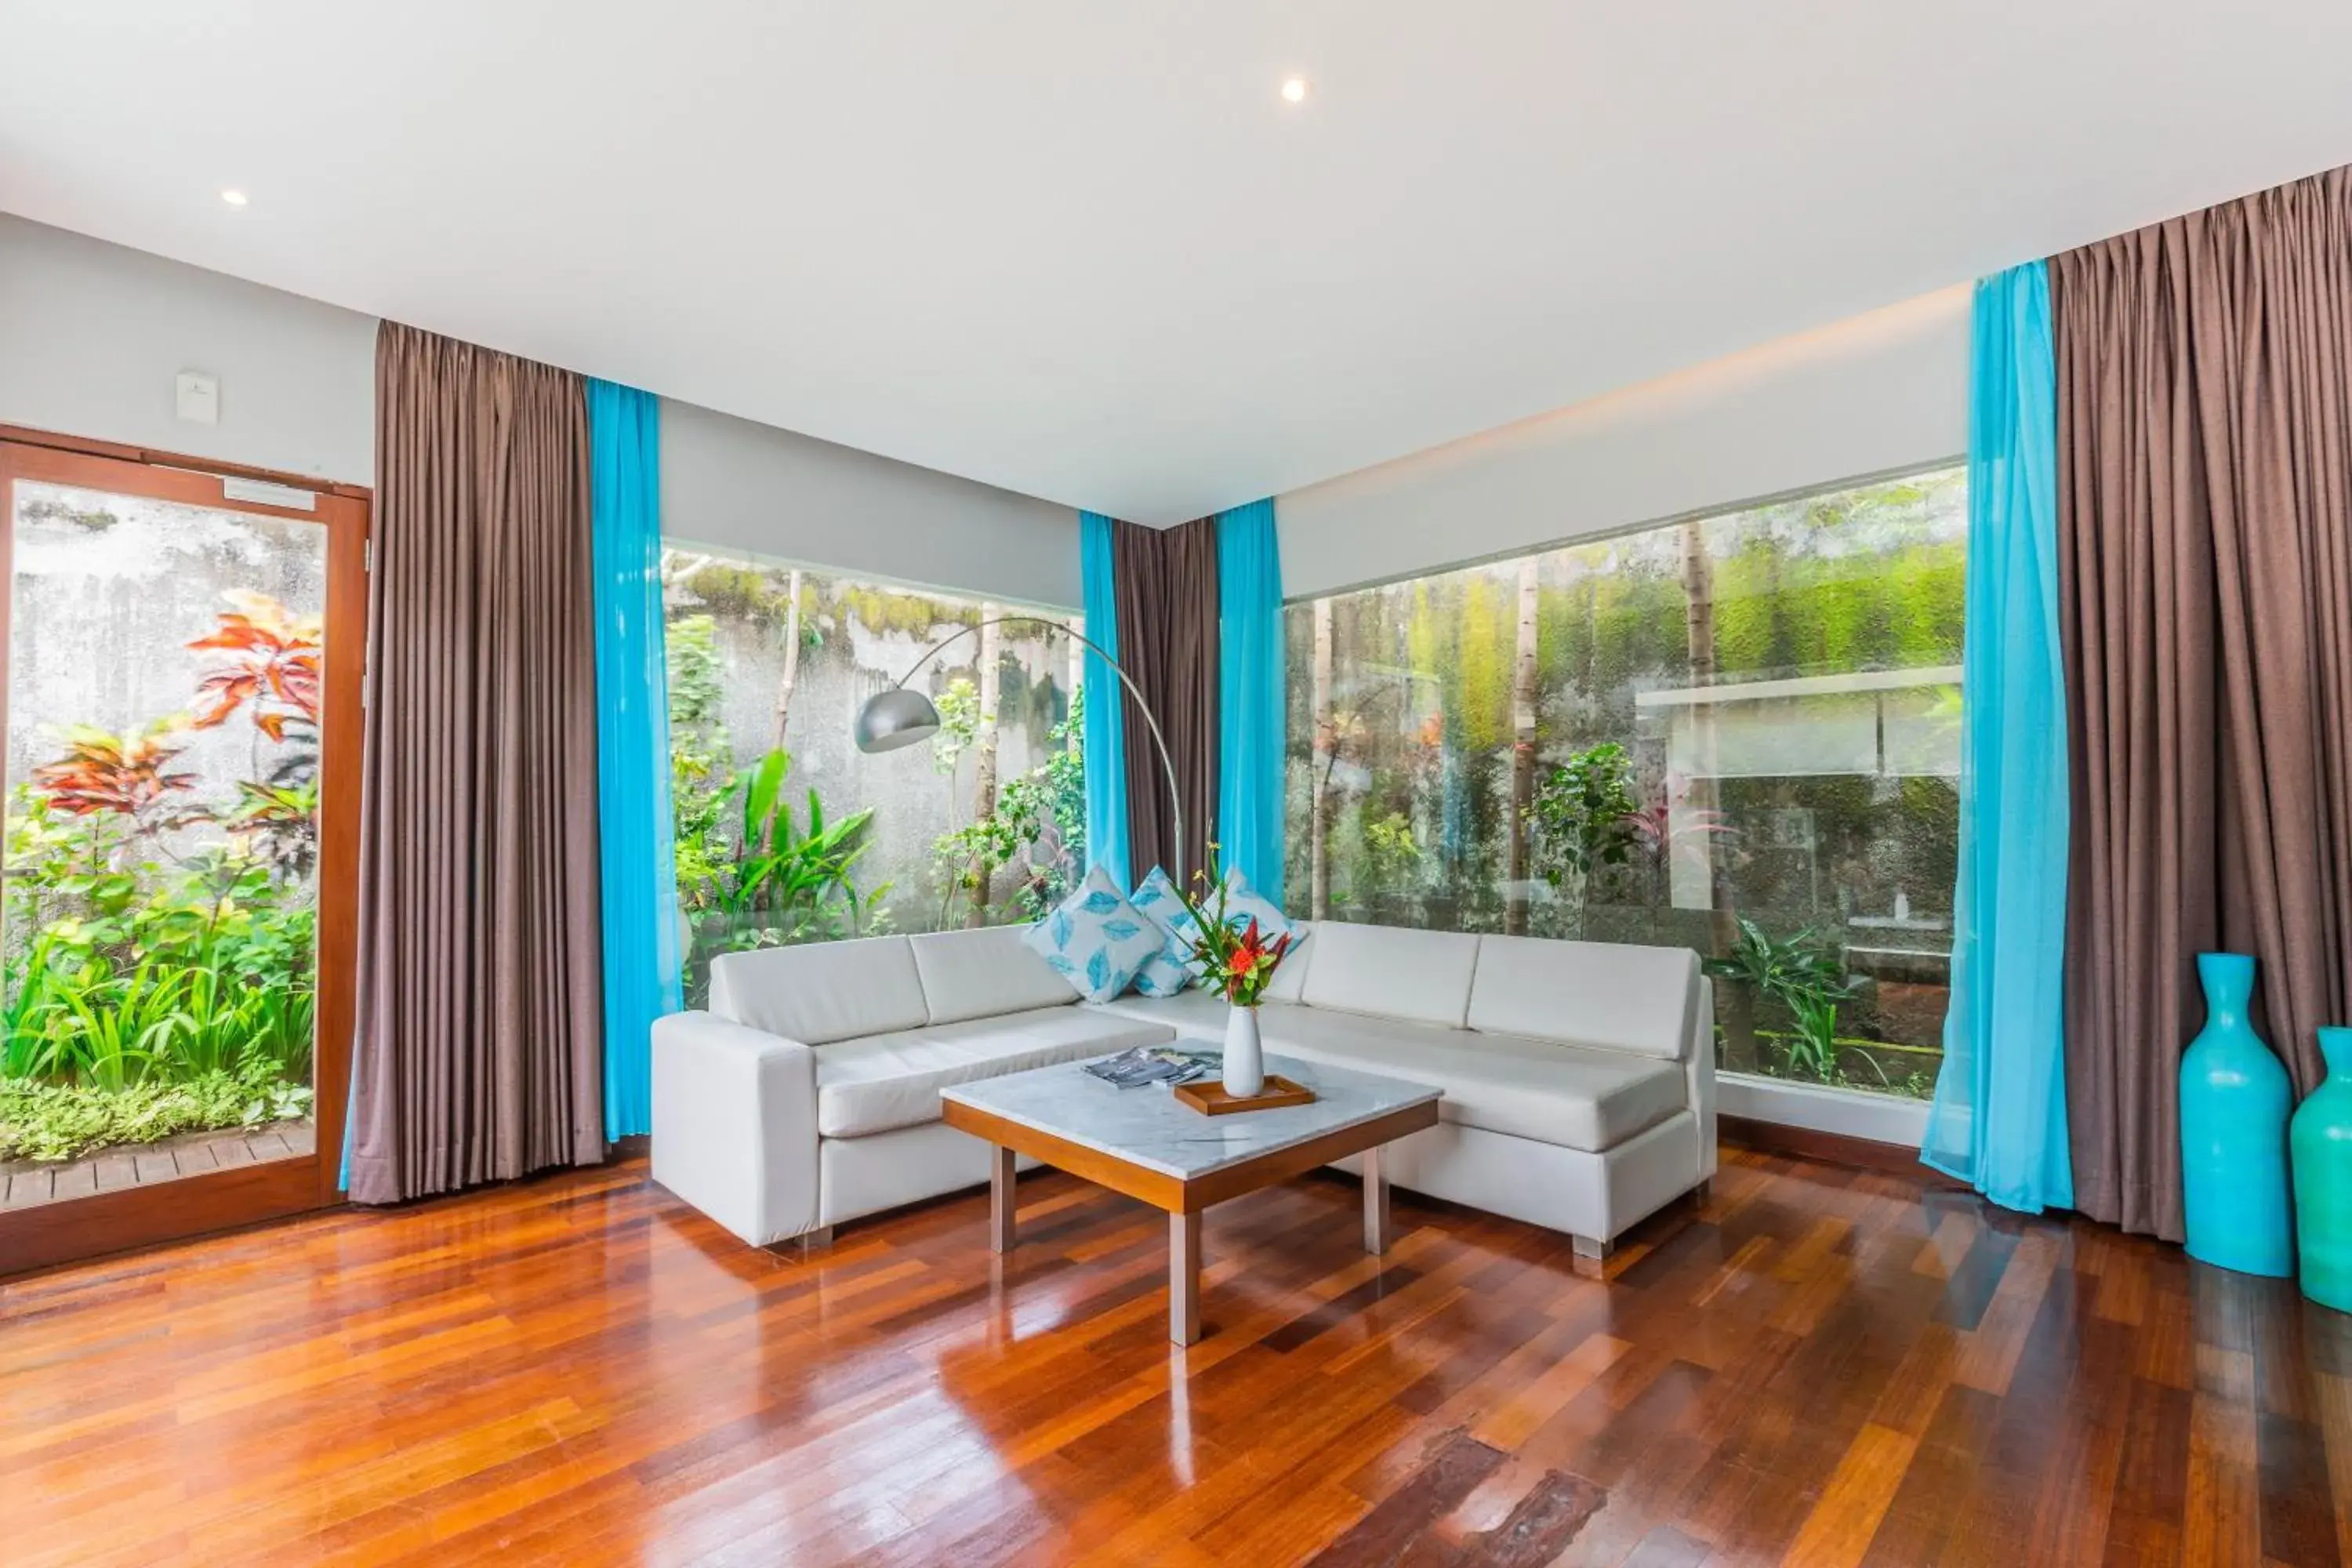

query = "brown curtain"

[
  {"left": 347, "top": 323, "right": 606, "bottom": 1205},
  {"left": 2053, "top": 165, "right": 2352, "bottom": 1241},
  {"left": 1112, "top": 517, "right": 1220, "bottom": 887}
]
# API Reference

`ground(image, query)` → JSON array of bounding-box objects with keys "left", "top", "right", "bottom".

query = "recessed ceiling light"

[
  {"left": 220, "top": 189, "right": 249, "bottom": 208},
  {"left": 1280, "top": 77, "right": 1309, "bottom": 104}
]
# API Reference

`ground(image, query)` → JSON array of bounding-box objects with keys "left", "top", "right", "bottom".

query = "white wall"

[
  {"left": 0, "top": 212, "right": 1080, "bottom": 601},
  {"left": 1276, "top": 285, "right": 1972, "bottom": 598},
  {"left": 661, "top": 401, "right": 1080, "bottom": 608},
  {"left": 0, "top": 212, "right": 377, "bottom": 484}
]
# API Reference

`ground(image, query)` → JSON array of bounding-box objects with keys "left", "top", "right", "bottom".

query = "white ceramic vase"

[{"left": 1222, "top": 1003, "right": 1265, "bottom": 1098}]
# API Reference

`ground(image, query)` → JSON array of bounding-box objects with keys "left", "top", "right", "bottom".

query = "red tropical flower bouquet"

[{"left": 1173, "top": 864, "right": 1294, "bottom": 1007}]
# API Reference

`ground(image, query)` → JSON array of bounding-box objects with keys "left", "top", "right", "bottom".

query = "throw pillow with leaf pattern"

[
  {"left": 1127, "top": 865, "right": 1203, "bottom": 997},
  {"left": 1127, "top": 865, "right": 1303, "bottom": 998},
  {"left": 1020, "top": 864, "right": 1164, "bottom": 1002}
]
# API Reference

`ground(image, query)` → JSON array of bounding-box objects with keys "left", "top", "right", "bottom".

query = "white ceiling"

[{"left": 5, "top": 3, "right": 2351, "bottom": 524}]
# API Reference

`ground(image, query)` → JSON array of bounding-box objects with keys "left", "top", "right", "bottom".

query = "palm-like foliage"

[
  {"left": 36, "top": 962, "right": 194, "bottom": 1093},
  {"left": 1703, "top": 917, "right": 1862, "bottom": 1083},
  {"left": 707, "top": 750, "right": 880, "bottom": 925},
  {"left": 674, "top": 750, "right": 888, "bottom": 1000}
]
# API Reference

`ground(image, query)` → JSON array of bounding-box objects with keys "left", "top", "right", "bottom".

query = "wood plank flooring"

[
  {"left": 2, "top": 1145, "right": 2346, "bottom": 1566},
  {"left": 0, "top": 1116, "right": 315, "bottom": 1210}
]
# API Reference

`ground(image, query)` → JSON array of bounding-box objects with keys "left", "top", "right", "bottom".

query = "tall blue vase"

[
  {"left": 2179, "top": 952, "right": 2295, "bottom": 1278},
  {"left": 2291, "top": 1026, "right": 2352, "bottom": 1312}
]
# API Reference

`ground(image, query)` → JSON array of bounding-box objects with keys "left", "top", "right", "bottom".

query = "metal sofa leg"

[{"left": 768, "top": 1225, "right": 833, "bottom": 1259}]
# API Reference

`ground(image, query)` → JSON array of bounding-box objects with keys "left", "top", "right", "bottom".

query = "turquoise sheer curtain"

[
  {"left": 1080, "top": 511, "right": 1131, "bottom": 891},
  {"left": 587, "top": 379, "right": 680, "bottom": 1142},
  {"left": 1215, "top": 499, "right": 1284, "bottom": 902},
  {"left": 1922, "top": 263, "right": 2074, "bottom": 1213}
]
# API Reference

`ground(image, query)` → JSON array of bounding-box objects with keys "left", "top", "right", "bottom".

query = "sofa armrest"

[
  {"left": 1687, "top": 975, "right": 1718, "bottom": 1181},
  {"left": 652, "top": 1011, "right": 820, "bottom": 1246}
]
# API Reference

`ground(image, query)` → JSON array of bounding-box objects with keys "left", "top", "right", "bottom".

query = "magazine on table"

[{"left": 1083, "top": 1046, "right": 1221, "bottom": 1090}]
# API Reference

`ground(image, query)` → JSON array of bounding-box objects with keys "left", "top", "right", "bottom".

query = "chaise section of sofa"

[{"left": 1088, "top": 923, "right": 1715, "bottom": 1252}]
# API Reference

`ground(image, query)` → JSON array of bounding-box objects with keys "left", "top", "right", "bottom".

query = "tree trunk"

[
  {"left": 752, "top": 568, "right": 805, "bottom": 859},
  {"left": 1309, "top": 597, "right": 1335, "bottom": 920},
  {"left": 1680, "top": 521, "right": 1750, "bottom": 1053},
  {"left": 1066, "top": 619, "right": 1085, "bottom": 749},
  {"left": 768, "top": 569, "right": 803, "bottom": 755},
  {"left": 1504, "top": 558, "right": 1540, "bottom": 936},
  {"left": 659, "top": 548, "right": 712, "bottom": 589},
  {"left": 966, "top": 608, "right": 1002, "bottom": 927}
]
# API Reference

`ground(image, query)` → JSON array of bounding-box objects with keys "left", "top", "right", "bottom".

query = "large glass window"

[
  {"left": 662, "top": 544, "right": 1082, "bottom": 1005},
  {"left": 1285, "top": 467, "right": 1965, "bottom": 1099}
]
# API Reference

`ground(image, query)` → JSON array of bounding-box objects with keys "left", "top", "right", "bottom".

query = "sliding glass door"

[{"left": 0, "top": 439, "right": 365, "bottom": 1274}]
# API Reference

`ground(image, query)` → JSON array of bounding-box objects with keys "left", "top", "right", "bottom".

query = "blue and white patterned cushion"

[
  {"left": 1128, "top": 865, "right": 1203, "bottom": 997},
  {"left": 1125, "top": 865, "right": 1303, "bottom": 997},
  {"left": 1019, "top": 865, "right": 1163, "bottom": 1003},
  {"left": 1207, "top": 869, "right": 1299, "bottom": 953}
]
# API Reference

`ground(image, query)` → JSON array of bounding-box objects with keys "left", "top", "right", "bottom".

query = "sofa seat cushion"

[
  {"left": 813, "top": 1007, "right": 1176, "bottom": 1138},
  {"left": 1260, "top": 1010, "right": 1685, "bottom": 1154}
]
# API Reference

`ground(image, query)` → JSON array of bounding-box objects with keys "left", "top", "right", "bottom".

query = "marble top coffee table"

[{"left": 939, "top": 1047, "right": 1442, "bottom": 1345}]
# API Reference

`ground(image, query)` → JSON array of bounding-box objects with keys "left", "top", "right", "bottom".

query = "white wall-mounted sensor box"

[{"left": 175, "top": 370, "right": 220, "bottom": 426}]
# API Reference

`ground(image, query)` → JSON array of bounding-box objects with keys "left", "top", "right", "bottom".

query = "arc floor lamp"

[{"left": 852, "top": 615, "right": 1188, "bottom": 884}]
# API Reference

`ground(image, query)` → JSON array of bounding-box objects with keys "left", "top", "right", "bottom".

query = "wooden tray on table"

[{"left": 1173, "top": 1076, "right": 1317, "bottom": 1116}]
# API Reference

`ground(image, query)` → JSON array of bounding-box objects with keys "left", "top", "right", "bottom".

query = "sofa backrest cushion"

[
  {"left": 1467, "top": 934, "right": 1697, "bottom": 1061},
  {"left": 911, "top": 926, "right": 1081, "bottom": 1025},
  {"left": 710, "top": 935, "right": 927, "bottom": 1045},
  {"left": 1299, "top": 922, "right": 1479, "bottom": 1029},
  {"left": 1264, "top": 921, "right": 1314, "bottom": 1004}
]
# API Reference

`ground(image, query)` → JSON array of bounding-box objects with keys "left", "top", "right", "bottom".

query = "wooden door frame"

[{"left": 0, "top": 434, "right": 369, "bottom": 1275}]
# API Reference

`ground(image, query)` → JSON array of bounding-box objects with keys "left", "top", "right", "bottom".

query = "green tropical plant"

[
  {"left": 225, "top": 779, "right": 320, "bottom": 879},
  {"left": 1530, "top": 743, "right": 1640, "bottom": 883},
  {"left": 1702, "top": 917, "right": 1860, "bottom": 1083},
  {"left": 930, "top": 685, "right": 1085, "bottom": 924},
  {"left": 1, "top": 590, "right": 324, "bottom": 1160},
  {"left": 673, "top": 748, "right": 891, "bottom": 1004},
  {"left": 1, "top": 1053, "right": 309, "bottom": 1163},
  {"left": 38, "top": 961, "right": 192, "bottom": 1092},
  {"left": 1359, "top": 812, "right": 1421, "bottom": 891}
]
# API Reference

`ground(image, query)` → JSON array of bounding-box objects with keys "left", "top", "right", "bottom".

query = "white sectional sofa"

[{"left": 652, "top": 920, "right": 1715, "bottom": 1257}]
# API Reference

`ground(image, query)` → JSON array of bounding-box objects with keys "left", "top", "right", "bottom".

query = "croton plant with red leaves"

[
  {"left": 185, "top": 590, "right": 323, "bottom": 742},
  {"left": 28, "top": 724, "right": 203, "bottom": 829}
]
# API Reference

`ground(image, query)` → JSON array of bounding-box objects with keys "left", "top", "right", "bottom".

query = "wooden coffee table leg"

[
  {"left": 1169, "top": 1210, "right": 1202, "bottom": 1345},
  {"left": 1363, "top": 1145, "right": 1393, "bottom": 1254},
  {"left": 989, "top": 1145, "right": 1016, "bottom": 1254}
]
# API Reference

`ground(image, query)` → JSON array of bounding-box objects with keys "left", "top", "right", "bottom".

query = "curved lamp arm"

[{"left": 891, "top": 614, "right": 1187, "bottom": 887}]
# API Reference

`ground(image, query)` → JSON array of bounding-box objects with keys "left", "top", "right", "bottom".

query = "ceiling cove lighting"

[
  {"left": 1280, "top": 78, "right": 1309, "bottom": 104},
  {"left": 219, "top": 189, "right": 249, "bottom": 208}
]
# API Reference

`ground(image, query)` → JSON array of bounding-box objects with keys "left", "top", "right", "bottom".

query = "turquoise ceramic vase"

[
  {"left": 2292, "top": 1026, "right": 2352, "bottom": 1312},
  {"left": 2179, "top": 952, "right": 2294, "bottom": 1278}
]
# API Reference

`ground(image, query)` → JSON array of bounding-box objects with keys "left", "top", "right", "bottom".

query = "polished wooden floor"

[{"left": 3, "top": 1147, "right": 2347, "bottom": 1567}]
